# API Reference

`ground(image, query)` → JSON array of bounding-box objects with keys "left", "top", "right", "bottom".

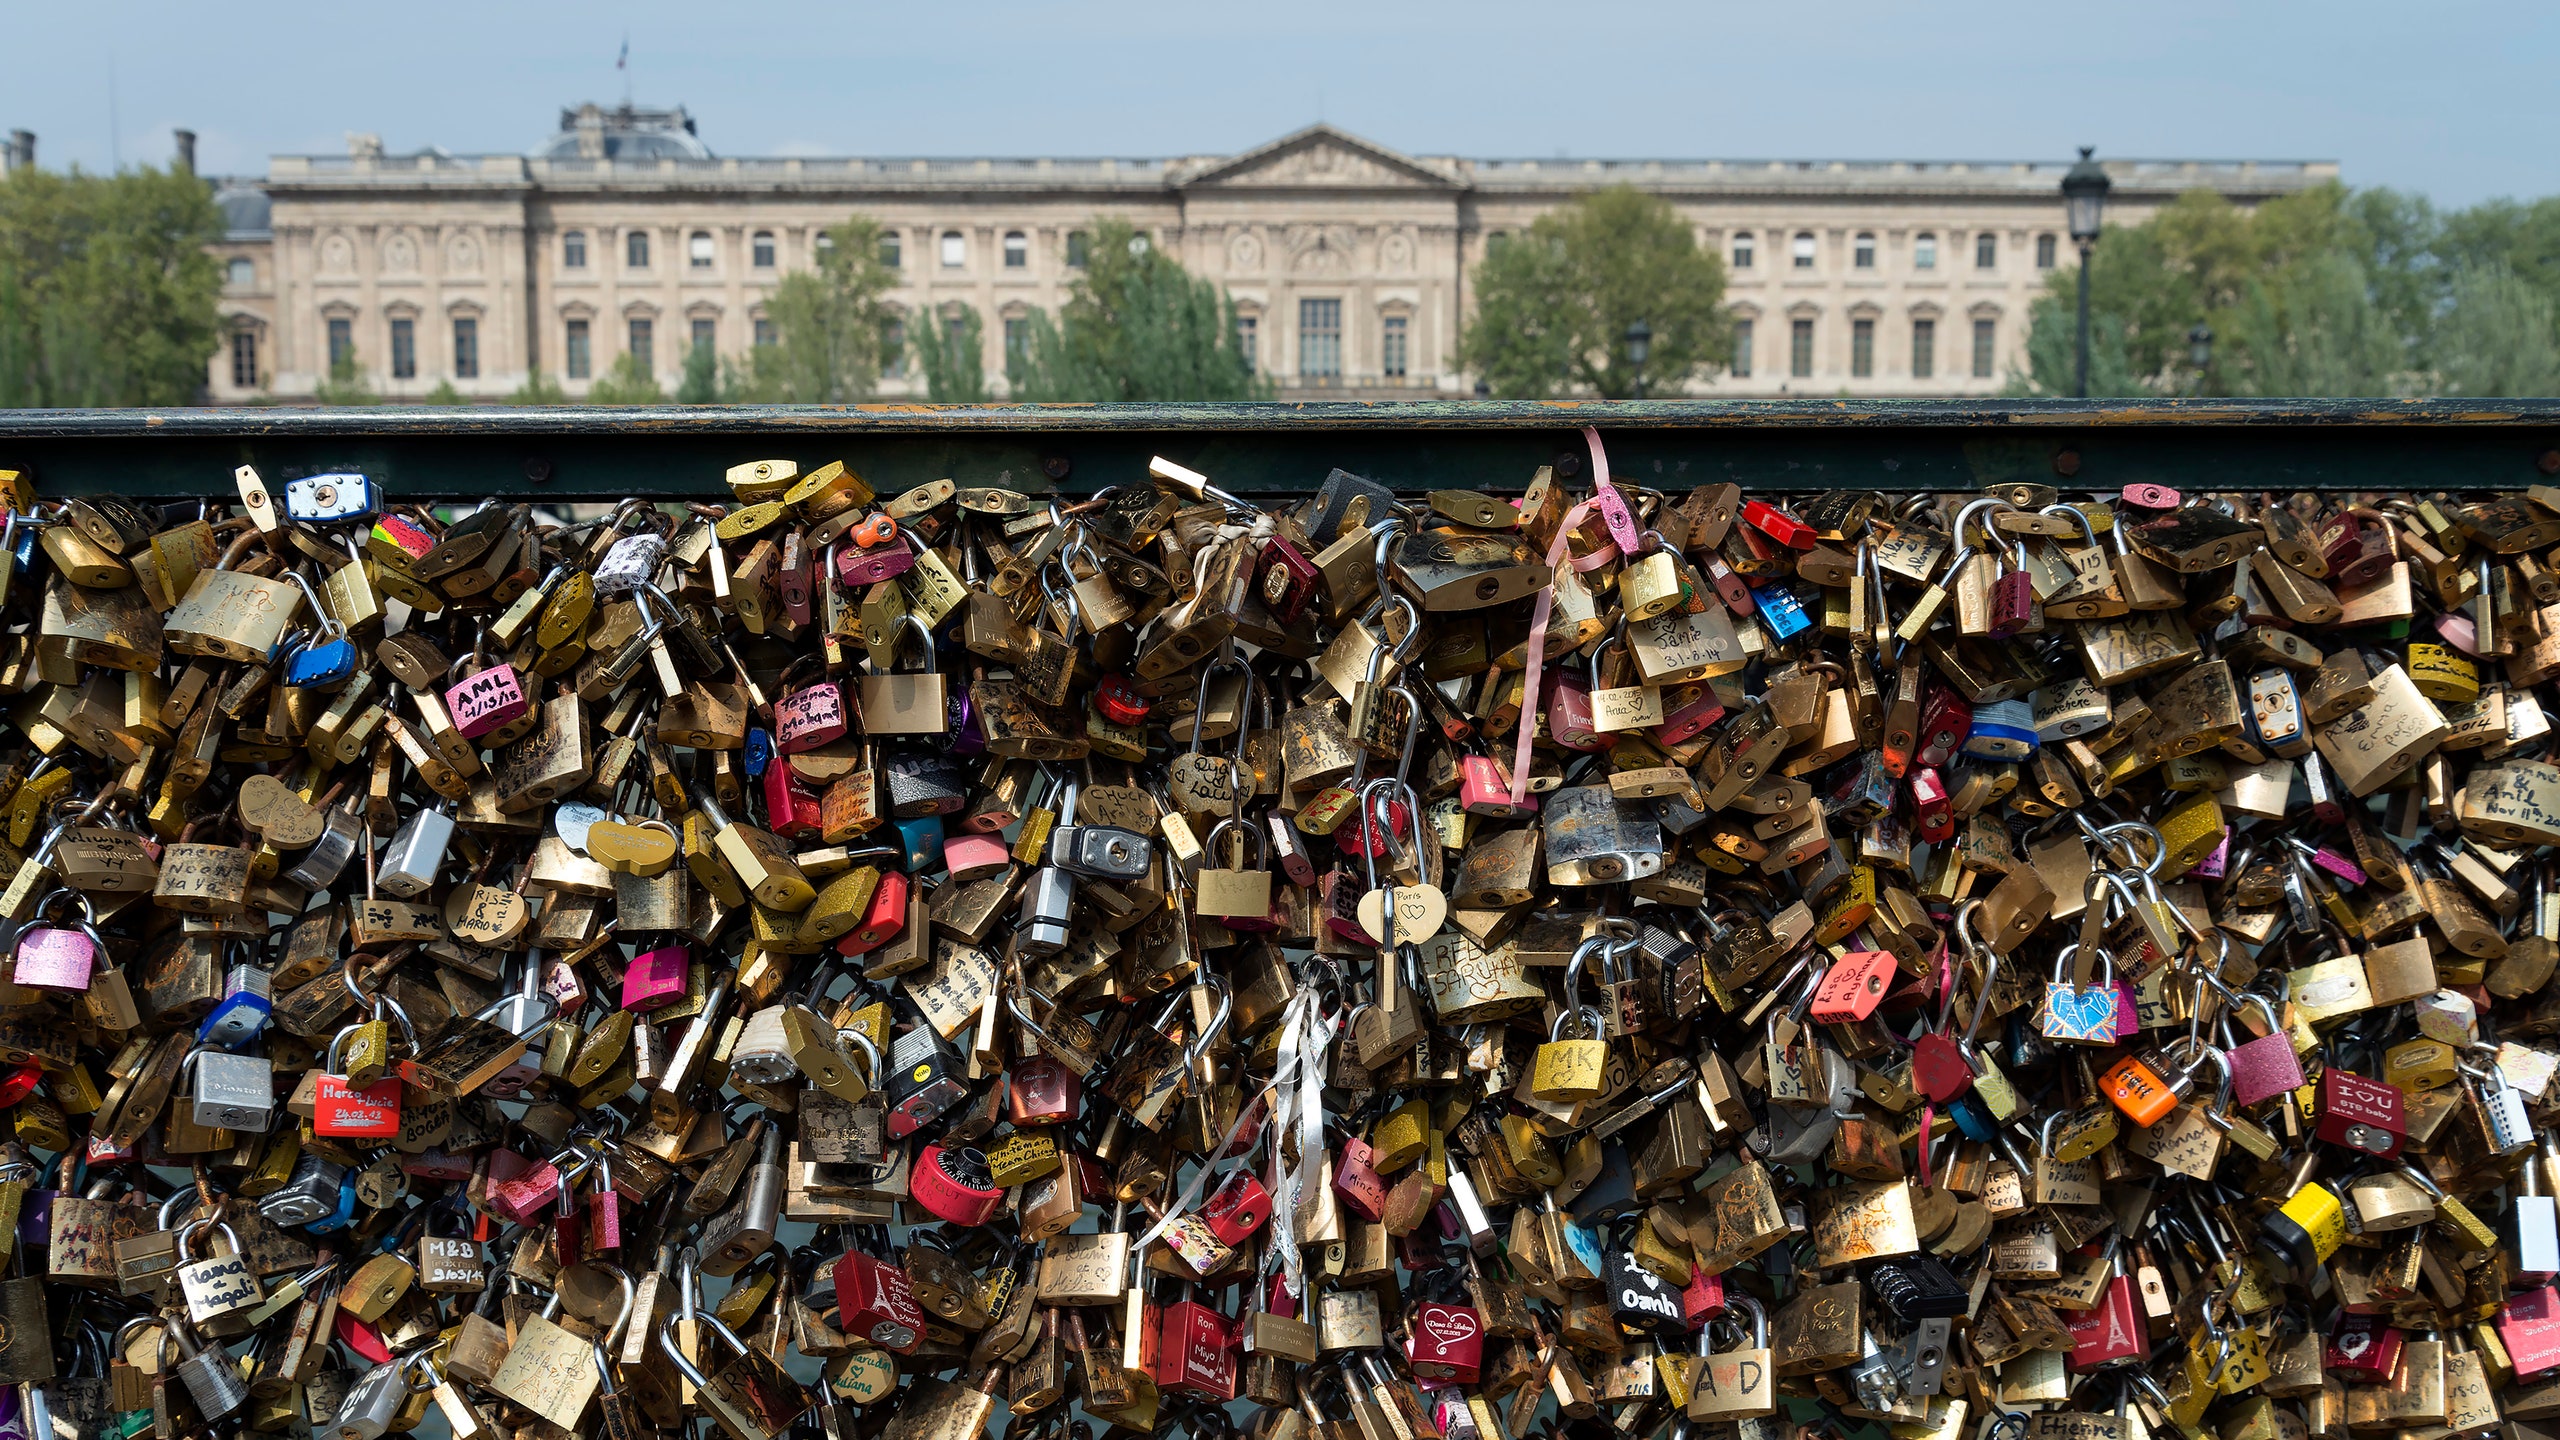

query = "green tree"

[
  {"left": 2223, "top": 251, "right": 2406, "bottom": 396},
  {"left": 1010, "top": 220, "right": 1266, "bottom": 402},
  {"left": 912, "top": 305, "right": 991, "bottom": 402},
  {"left": 313, "top": 351, "right": 378, "bottom": 405},
  {"left": 0, "top": 162, "right": 223, "bottom": 406},
  {"left": 421, "top": 380, "right": 466, "bottom": 406},
  {"left": 586, "top": 353, "right": 664, "bottom": 404},
  {"left": 508, "top": 369, "right": 568, "bottom": 405},
  {"left": 675, "top": 339, "right": 721, "bottom": 403},
  {"left": 730, "top": 217, "right": 900, "bottom": 402},
  {"left": 2433, "top": 263, "right": 2560, "bottom": 396},
  {"left": 1455, "top": 186, "right": 1732, "bottom": 399}
]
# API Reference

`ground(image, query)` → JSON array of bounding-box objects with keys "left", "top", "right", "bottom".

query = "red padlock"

[
  {"left": 1095, "top": 674, "right": 1150, "bottom": 726},
  {"left": 833, "top": 535, "right": 915, "bottom": 590},
  {"left": 912, "top": 1142, "right": 1006, "bottom": 1227},
  {"left": 2503, "top": 1288, "right": 2560, "bottom": 1381},
  {"left": 1650, "top": 682, "right": 1727, "bottom": 747},
  {"left": 2327, "top": 1314, "right": 2404, "bottom": 1382},
  {"left": 1458, "top": 754, "right": 1536, "bottom": 818},
  {"left": 1408, "top": 1301, "right": 1485, "bottom": 1383},
  {"left": 314, "top": 1074, "right": 402, "bottom": 1140},
  {"left": 1914, "top": 685, "right": 1972, "bottom": 770},
  {"left": 1203, "top": 1171, "right": 1272, "bottom": 1246},
  {"left": 1703, "top": 555, "right": 1755, "bottom": 615},
  {"left": 1256, "top": 537, "right": 1320, "bottom": 624},
  {"left": 2065, "top": 1271, "right": 2145, "bottom": 1371},
  {"left": 1741, "top": 500, "right": 1818, "bottom": 550},
  {"left": 763, "top": 761, "right": 825, "bottom": 840},
  {"left": 837, "top": 869, "right": 910, "bottom": 955},
  {"left": 831, "top": 1250, "right": 926, "bottom": 1354},
  {"left": 1808, "top": 951, "right": 1896, "bottom": 1025},
  {"left": 1334, "top": 1135, "right": 1388, "bottom": 1221},
  {"left": 1910, "top": 1032, "right": 1974, "bottom": 1104},
  {"left": 1909, "top": 767, "right": 1954, "bottom": 843},
  {"left": 1155, "top": 1297, "right": 1238, "bottom": 1400},
  {"left": 1682, "top": 1268, "right": 1726, "bottom": 1329},
  {"left": 2315, "top": 1069, "right": 2405, "bottom": 1159}
]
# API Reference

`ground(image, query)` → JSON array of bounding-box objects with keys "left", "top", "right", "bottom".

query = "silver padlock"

[
  {"left": 1015, "top": 863, "right": 1076, "bottom": 957},
  {"left": 728, "top": 1004, "right": 798, "bottom": 1086},
  {"left": 593, "top": 530, "right": 668, "bottom": 596},
  {"left": 2474, "top": 1059, "right": 2536, "bottom": 1155},
  {"left": 697, "top": 1124, "right": 784, "bottom": 1277},
  {"left": 376, "top": 803, "right": 455, "bottom": 900},
  {"left": 331, "top": 1356, "right": 415, "bottom": 1440},
  {"left": 283, "top": 472, "right": 379, "bottom": 524},
  {"left": 281, "top": 802, "right": 365, "bottom": 894},
  {"left": 164, "top": 1317, "right": 248, "bottom": 1420},
  {"left": 475, "top": 959, "right": 557, "bottom": 1100},
  {"left": 1543, "top": 783, "right": 1666, "bottom": 886},
  {"left": 259, "top": 1153, "right": 350, "bottom": 1228},
  {"left": 186, "top": 1046, "right": 274, "bottom": 1132},
  {"left": 2520, "top": 1135, "right": 2560, "bottom": 1280},
  {"left": 174, "top": 1219, "right": 264, "bottom": 1332},
  {"left": 1047, "top": 780, "right": 1154, "bottom": 882}
]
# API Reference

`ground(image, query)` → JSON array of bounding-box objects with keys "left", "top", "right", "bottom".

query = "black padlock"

[
  {"left": 882, "top": 752, "right": 969, "bottom": 818},
  {"left": 1602, "top": 1229, "right": 1683, "bottom": 1334},
  {"left": 885, "top": 1022, "right": 969, "bottom": 1139}
]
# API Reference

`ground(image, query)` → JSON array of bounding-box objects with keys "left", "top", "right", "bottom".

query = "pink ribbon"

[{"left": 1508, "top": 427, "right": 1622, "bottom": 807}]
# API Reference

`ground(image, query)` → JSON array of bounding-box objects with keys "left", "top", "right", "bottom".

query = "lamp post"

[
  {"left": 1626, "top": 319, "right": 1652, "bottom": 400},
  {"left": 2061, "top": 146, "right": 2111, "bottom": 399},
  {"left": 2188, "top": 324, "right": 2214, "bottom": 395}
]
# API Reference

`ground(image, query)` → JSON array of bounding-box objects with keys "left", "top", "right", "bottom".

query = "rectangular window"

[
  {"left": 754, "top": 318, "right": 776, "bottom": 348},
  {"left": 565, "top": 320, "right": 591, "bottom": 379},
  {"left": 1790, "top": 319, "right": 1813, "bottom": 379},
  {"left": 1851, "top": 319, "right": 1874, "bottom": 378},
  {"left": 1972, "top": 319, "right": 1996, "bottom": 378},
  {"left": 882, "top": 321, "right": 905, "bottom": 378},
  {"left": 1237, "top": 315, "right": 1257, "bottom": 371},
  {"left": 452, "top": 318, "right": 478, "bottom": 380},
  {"left": 389, "top": 318, "right": 416, "bottom": 379},
  {"left": 326, "top": 317, "right": 353, "bottom": 370},
  {"left": 230, "top": 329, "right": 258, "bottom": 388},
  {"left": 627, "top": 230, "right": 650, "bottom": 268},
  {"left": 1730, "top": 319, "right": 1752, "bottom": 378},
  {"left": 1381, "top": 315, "right": 1408, "bottom": 378},
  {"left": 628, "top": 317, "right": 653, "bottom": 375},
  {"left": 2036, "top": 234, "right": 2058, "bottom": 269},
  {"left": 691, "top": 318, "right": 716, "bottom": 355},
  {"left": 1299, "top": 298, "right": 1342, "bottom": 378},
  {"left": 1974, "top": 233, "right": 1996, "bottom": 270},
  {"left": 1004, "top": 317, "right": 1029, "bottom": 364},
  {"left": 1912, "top": 319, "right": 1935, "bottom": 380}
]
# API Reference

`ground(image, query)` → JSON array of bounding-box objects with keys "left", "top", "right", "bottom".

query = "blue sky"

[{"left": 10, "top": 0, "right": 2559, "bottom": 207}]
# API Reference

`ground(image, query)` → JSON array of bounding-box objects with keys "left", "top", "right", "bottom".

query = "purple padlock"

[
  {"left": 622, "top": 944, "right": 691, "bottom": 1011},
  {"left": 835, "top": 536, "right": 917, "bottom": 591},
  {"left": 2189, "top": 830, "right": 2230, "bottom": 880},
  {"left": 2110, "top": 977, "right": 2142, "bottom": 1041},
  {"left": 946, "top": 687, "right": 983, "bottom": 759}
]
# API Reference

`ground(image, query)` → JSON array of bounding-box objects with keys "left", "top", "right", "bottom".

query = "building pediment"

[{"left": 1178, "top": 125, "right": 1461, "bottom": 193}]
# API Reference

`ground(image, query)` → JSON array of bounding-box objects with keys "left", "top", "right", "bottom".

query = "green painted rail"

[{"left": 3, "top": 400, "right": 2558, "bottom": 501}]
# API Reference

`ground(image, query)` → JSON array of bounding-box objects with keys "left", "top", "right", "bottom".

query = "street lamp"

[
  {"left": 2061, "top": 146, "right": 2112, "bottom": 399},
  {"left": 1626, "top": 319, "right": 1653, "bottom": 400},
  {"left": 2188, "top": 324, "right": 2214, "bottom": 394}
]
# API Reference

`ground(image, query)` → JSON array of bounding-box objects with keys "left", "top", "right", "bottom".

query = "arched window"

[
  {"left": 1853, "top": 233, "right": 1876, "bottom": 269},
  {"left": 752, "top": 232, "right": 776, "bottom": 268},
  {"left": 688, "top": 231, "right": 715, "bottom": 268},
  {"left": 1913, "top": 233, "right": 1938, "bottom": 270},
  {"left": 939, "top": 231, "right": 966, "bottom": 268},
  {"left": 1003, "top": 232, "right": 1028, "bottom": 268},
  {"left": 625, "top": 230, "right": 650, "bottom": 268},
  {"left": 1791, "top": 232, "right": 1817, "bottom": 269},
  {"left": 562, "top": 231, "right": 587, "bottom": 269},
  {"left": 1730, "top": 232, "right": 1754, "bottom": 269}
]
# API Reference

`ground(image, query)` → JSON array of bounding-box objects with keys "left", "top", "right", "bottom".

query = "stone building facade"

[{"left": 203, "top": 104, "right": 2336, "bottom": 402}]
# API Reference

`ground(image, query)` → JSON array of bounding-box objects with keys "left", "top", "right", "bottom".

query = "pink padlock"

[
  {"left": 622, "top": 944, "right": 691, "bottom": 1011},
  {"left": 1543, "top": 672, "right": 1605, "bottom": 753},
  {"left": 2120, "top": 483, "right": 2182, "bottom": 509},
  {"left": 1458, "top": 754, "right": 1536, "bottom": 818},
  {"left": 9, "top": 891, "right": 102, "bottom": 992},
  {"left": 445, "top": 664, "right": 531, "bottom": 741},
  {"left": 774, "top": 677, "right": 849, "bottom": 755},
  {"left": 942, "top": 833, "right": 1011, "bottom": 882},
  {"left": 482, "top": 1157, "right": 563, "bottom": 1226},
  {"left": 2223, "top": 990, "right": 2307, "bottom": 1105},
  {"left": 834, "top": 536, "right": 916, "bottom": 591}
]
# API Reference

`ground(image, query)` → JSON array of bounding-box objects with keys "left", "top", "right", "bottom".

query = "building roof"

[
  {"left": 265, "top": 116, "right": 2339, "bottom": 201},
  {"left": 212, "top": 180, "right": 271, "bottom": 239}
]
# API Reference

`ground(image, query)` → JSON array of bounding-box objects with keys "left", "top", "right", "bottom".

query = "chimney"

[
  {"left": 6, "top": 131, "right": 31, "bottom": 173},
  {"left": 173, "top": 129, "right": 196, "bottom": 174}
]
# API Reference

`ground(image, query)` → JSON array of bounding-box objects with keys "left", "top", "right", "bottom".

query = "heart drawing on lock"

[
  {"left": 1421, "top": 1307, "right": 1479, "bottom": 1348},
  {"left": 2045, "top": 985, "right": 2116, "bottom": 1039}
]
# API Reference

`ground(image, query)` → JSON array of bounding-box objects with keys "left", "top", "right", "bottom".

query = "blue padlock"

[
  {"left": 1962, "top": 697, "right": 2039, "bottom": 762},
  {"left": 1753, "top": 582, "right": 1811, "bottom": 640},
  {"left": 305, "top": 1173, "right": 360, "bottom": 1234},
  {"left": 283, "top": 472, "right": 379, "bottom": 524},
  {"left": 195, "top": 963, "right": 273, "bottom": 1049},
  {"left": 743, "top": 727, "right": 772, "bottom": 780},
  {"left": 279, "top": 573, "right": 358, "bottom": 687},
  {"left": 896, "top": 815, "right": 944, "bottom": 874}
]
